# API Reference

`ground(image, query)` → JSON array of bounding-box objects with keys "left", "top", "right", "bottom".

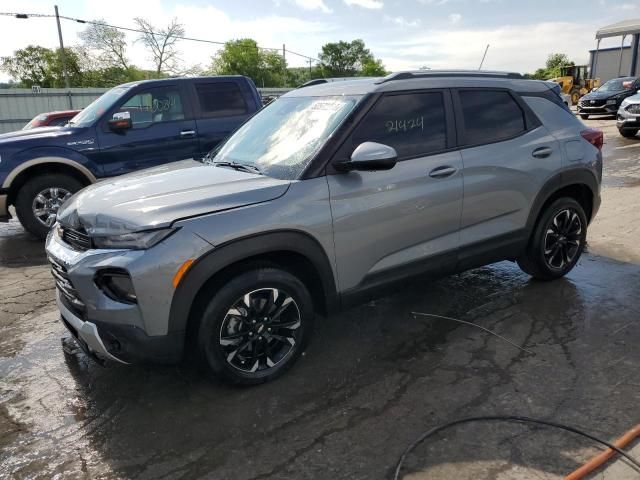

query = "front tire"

[
  {"left": 197, "top": 268, "right": 314, "bottom": 385},
  {"left": 619, "top": 128, "right": 639, "bottom": 138},
  {"left": 517, "top": 198, "right": 587, "bottom": 281},
  {"left": 570, "top": 89, "right": 581, "bottom": 106},
  {"left": 15, "top": 173, "right": 83, "bottom": 239},
  {"left": 580, "top": 113, "right": 589, "bottom": 120}
]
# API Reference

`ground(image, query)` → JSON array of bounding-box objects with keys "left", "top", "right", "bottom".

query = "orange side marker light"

[{"left": 173, "top": 259, "right": 194, "bottom": 289}]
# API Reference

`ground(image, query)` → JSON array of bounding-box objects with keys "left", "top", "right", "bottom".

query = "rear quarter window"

[
  {"left": 195, "top": 82, "right": 249, "bottom": 118},
  {"left": 458, "top": 90, "right": 526, "bottom": 145}
]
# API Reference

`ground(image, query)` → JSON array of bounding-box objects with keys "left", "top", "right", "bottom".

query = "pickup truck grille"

[
  {"left": 61, "top": 227, "right": 92, "bottom": 251},
  {"left": 49, "top": 256, "right": 86, "bottom": 315}
]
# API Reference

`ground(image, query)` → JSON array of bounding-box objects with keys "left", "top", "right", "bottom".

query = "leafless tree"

[
  {"left": 134, "top": 17, "right": 185, "bottom": 76},
  {"left": 78, "top": 20, "right": 129, "bottom": 70}
]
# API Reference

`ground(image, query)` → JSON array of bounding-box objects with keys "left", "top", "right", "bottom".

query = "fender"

[
  {"left": 2, "top": 147, "right": 99, "bottom": 189},
  {"left": 167, "top": 230, "right": 339, "bottom": 334},
  {"left": 525, "top": 167, "right": 600, "bottom": 233}
]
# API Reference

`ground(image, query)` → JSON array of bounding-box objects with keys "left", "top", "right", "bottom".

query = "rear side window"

[
  {"left": 195, "top": 82, "right": 248, "bottom": 118},
  {"left": 350, "top": 92, "right": 447, "bottom": 159},
  {"left": 459, "top": 90, "right": 526, "bottom": 145}
]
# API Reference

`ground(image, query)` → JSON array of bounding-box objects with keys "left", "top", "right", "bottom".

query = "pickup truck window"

[
  {"left": 116, "top": 87, "right": 185, "bottom": 128},
  {"left": 69, "top": 86, "right": 130, "bottom": 127},
  {"left": 196, "top": 82, "right": 248, "bottom": 118}
]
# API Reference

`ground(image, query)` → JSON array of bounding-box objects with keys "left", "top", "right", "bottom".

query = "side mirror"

[
  {"left": 108, "top": 111, "right": 132, "bottom": 131},
  {"left": 591, "top": 87, "right": 598, "bottom": 92},
  {"left": 334, "top": 142, "right": 398, "bottom": 172}
]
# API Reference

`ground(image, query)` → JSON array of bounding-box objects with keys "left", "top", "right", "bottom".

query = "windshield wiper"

[{"left": 211, "top": 161, "right": 263, "bottom": 175}]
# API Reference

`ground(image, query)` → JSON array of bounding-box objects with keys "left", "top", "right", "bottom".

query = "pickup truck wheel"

[
  {"left": 517, "top": 198, "right": 587, "bottom": 281},
  {"left": 15, "top": 174, "right": 83, "bottom": 239},
  {"left": 619, "top": 128, "right": 638, "bottom": 138},
  {"left": 197, "top": 268, "right": 314, "bottom": 385}
]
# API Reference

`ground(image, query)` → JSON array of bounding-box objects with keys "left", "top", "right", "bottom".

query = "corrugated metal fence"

[{"left": 0, "top": 87, "right": 292, "bottom": 134}]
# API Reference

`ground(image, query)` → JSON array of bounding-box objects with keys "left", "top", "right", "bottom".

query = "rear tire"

[
  {"left": 580, "top": 114, "right": 589, "bottom": 120},
  {"left": 517, "top": 198, "right": 587, "bottom": 281},
  {"left": 197, "top": 268, "right": 314, "bottom": 385},
  {"left": 15, "top": 173, "right": 83, "bottom": 239},
  {"left": 619, "top": 128, "right": 638, "bottom": 138}
]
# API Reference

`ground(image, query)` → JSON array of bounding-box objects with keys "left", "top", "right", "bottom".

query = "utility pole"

[
  {"left": 282, "top": 44, "right": 287, "bottom": 87},
  {"left": 308, "top": 59, "right": 312, "bottom": 80},
  {"left": 54, "top": 5, "right": 73, "bottom": 108}
]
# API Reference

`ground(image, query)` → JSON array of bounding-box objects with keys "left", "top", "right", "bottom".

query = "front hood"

[
  {"left": 623, "top": 93, "right": 640, "bottom": 105},
  {"left": 582, "top": 90, "right": 624, "bottom": 100},
  {"left": 0, "top": 126, "right": 73, "bottom": 144},
  {"left": 57, "top": 159, "right": 291, "bottom": 235}
]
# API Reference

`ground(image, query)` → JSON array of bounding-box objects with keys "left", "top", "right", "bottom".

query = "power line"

[{"left": 0, "top": 11, "right": 322, "bottom": 62}]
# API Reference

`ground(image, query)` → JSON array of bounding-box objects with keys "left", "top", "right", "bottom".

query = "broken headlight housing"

[{"left": 91, "top": 228, "right": 176, "bottom": 250}]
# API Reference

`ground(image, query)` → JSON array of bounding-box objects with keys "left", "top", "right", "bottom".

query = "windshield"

[
  {"left": 598, "top": 77, "right": 636, "bottom": 92},
  {"left": 208, "top": 95, "right": 360, "bottom": 179},
  {"left": 69, "top": 86, "right": 131, "bottom": 127}
]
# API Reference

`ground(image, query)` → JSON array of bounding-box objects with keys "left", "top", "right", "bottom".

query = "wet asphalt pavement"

[{"left": 1, "top": 118, "right": 640, "bottom": 480}]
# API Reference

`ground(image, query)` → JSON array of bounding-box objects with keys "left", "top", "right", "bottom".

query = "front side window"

[
  {"left": 68, "top": 86, "right": 130, "bottom": 128},
  {"left": 196, "top": 82, "right": 248, "bottom": 118},
  {"left": 349, "top": 92, "right": 447, "bottom": 159},
  {"left": 459, "top": 90, "right": 526, "bottom": 145},
  {"left": 116, "top": 87, "right": 185, "bottom": 129},
  {"left": 208, "top": 95, "right": 360, "bottom": 180}
]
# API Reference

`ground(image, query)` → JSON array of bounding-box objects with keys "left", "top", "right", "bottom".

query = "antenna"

[{"left": 479, "top": 44, "right": 490, "bottom": 70}]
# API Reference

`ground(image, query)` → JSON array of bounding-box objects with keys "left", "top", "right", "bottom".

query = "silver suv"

[{"left": 46, "top": 71, "right": 603, "bottom": 384}]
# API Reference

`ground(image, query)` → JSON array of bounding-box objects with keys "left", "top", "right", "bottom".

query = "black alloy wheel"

[
  {"left": 543, "top": 209, "right": 582, "bottom": 270},
  {"left": 219, "top": 288, "right": 301, "bottom": 373},
  {"left": 197, "top": 267, "right": 314, "bottom": 385}
]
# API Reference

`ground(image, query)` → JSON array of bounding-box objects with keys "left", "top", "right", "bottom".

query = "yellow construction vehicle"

[{"left": 551, "top": 65, "right": 600, "bottom": 105}]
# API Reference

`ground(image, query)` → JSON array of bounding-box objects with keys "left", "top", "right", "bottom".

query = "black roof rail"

[{"left": 376, "top": 70, "right": 524, "bottom": 84}]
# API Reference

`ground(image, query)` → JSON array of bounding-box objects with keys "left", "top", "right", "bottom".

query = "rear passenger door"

[
  {"left": 453, "top": 89, "right": 563, "bottom": 261},
  {"left": 327, "top": 90, "right": 464, "bottom": 293},
  {"left": 190, "top": 79, "right": 257, "bottom": 158}
]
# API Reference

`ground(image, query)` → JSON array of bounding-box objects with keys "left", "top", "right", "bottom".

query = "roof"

[
  {"left": 284, "top": 70, "right": 551, "bottom": 98},
  {"left": 596, "top": 19, "right": 640, "bottom": 39}
]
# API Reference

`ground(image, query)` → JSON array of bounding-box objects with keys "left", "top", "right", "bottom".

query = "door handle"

[
  {"left": 428, "top": 166, "right": 457, "bottom": 178},
  {"left": 532, "top": 146, "right": 553, "bottom": 158},
  {"left": 180, "top": 130, "right": 196, "bottom": 138}
]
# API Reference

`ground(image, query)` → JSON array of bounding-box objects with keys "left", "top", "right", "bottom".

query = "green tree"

[
  {"left": 318, "top": 39, "right": 386, "bottom": 77},
  {"left": 210, "top": 39, "right": 286, "bottom": 87},
  {"left": 545, "top": 53, "right": 574, "bottom": 78},
  {"left": 0, "top": 45, "right": 82, "bottom": 87}
]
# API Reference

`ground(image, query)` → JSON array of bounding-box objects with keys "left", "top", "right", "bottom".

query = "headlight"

[
  {"left": 92, "top": 228, "right": 176, "bottom": 250},
  {"left": 626, "top": 103, "right": 640, "bottom": 114}
]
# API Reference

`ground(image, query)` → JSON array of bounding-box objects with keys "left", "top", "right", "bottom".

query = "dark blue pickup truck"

[{"left": 0, "top": 76, "right": 262, "bottom": 237}]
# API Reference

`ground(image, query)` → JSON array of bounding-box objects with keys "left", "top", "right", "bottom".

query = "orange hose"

[{"left": 564, "top": 424, "right": 640, "bottom": 480}]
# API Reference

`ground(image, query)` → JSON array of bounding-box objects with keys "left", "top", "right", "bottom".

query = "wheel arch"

[
  {"left": 526, "top": 169, "right": 599, "bottom": 235},
  {"left": 168, "top": 230, "right": 339, "bottom": 337},
  {"left": 4, "top": 157, "right": 96, "bottom": 206}
]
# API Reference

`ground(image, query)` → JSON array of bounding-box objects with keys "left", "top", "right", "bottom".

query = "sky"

[{"left": 0, "top": 0, "right": 639, "bottom": 82}]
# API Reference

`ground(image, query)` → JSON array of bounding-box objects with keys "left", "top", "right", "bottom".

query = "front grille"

[
  {"left": 61, "top": 227, "right": 92, "bottom": 251},
  {"left": 580, "top": 98, "right": 606, "bottom": 107},
  {"left": 49, "top": 256, "right": 86, "bottom": 314}
]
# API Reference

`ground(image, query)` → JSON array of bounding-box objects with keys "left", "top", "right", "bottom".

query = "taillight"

[{"left": 581, "top": 128, "right": 603, "bottom": 151}]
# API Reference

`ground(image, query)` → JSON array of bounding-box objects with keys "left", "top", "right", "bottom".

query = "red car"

[{"left": 23, "top": 110, "right": 81, "bottom": 130}]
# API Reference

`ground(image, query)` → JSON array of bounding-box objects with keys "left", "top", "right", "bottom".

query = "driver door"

[
  {"left": 96, "top": 84, "right": 199, "bottom": 176},
  {"left": 326, "top": 90, "right": 463, "bottom": 293}
]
